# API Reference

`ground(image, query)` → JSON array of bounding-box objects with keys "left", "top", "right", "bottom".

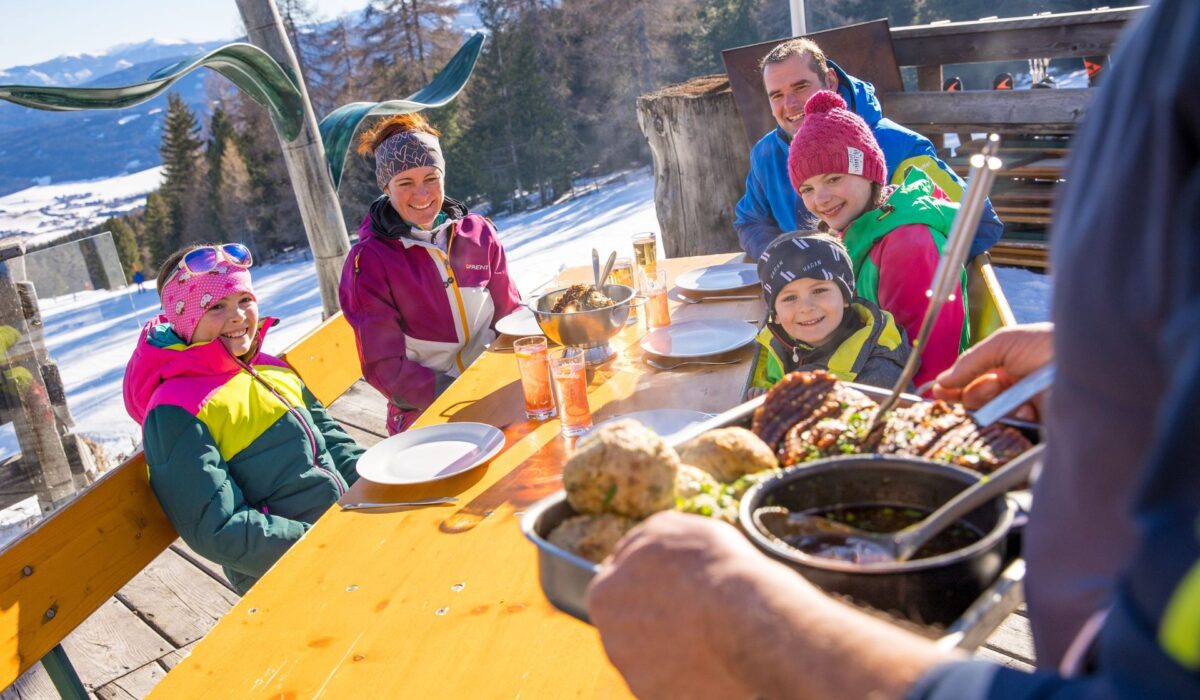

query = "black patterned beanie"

[{"left": 758, "top": 232, "right": 855, "bottom": 310}]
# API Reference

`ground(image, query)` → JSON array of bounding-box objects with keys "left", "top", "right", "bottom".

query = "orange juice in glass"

[
  {"left": 641, "top": 268, "right": 671, "bottom": 329},
  {"left": 514, "top": 336, "right": 556, "bottom": 420},
  {"left": 549, "top": 347, "right": 592, "bottom": 436}
]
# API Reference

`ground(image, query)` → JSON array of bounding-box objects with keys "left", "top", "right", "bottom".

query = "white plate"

[
  {"left": 356, "top": 422, "right": 505, "bottom": 485},
  {"left": 589, "top": 409, "right": 714, "bottom": 442},
  {"left": 640, "top": 319, "right": 758, "bottom": 359},
  {"left": 495, "top": 306, "right": 544, "bottom": 338},
  {"left": 674, "top": 263, "right": 760, "bottom": 293}
]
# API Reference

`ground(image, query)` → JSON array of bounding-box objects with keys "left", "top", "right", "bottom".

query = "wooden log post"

[
  {"left": 636, "top": 76, "right": 751, "bottom": 258},
  {"left": 236, "top": 0, "right": 351, "bottom": 318}
]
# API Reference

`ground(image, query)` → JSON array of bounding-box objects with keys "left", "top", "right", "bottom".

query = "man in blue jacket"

[{"left": 735, "top": 38, "right": 1005, "bottom": 261}]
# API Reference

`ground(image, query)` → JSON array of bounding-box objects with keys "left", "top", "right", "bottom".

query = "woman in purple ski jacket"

[{"left": 339, "top": 113, "right": 521, "bottom": 434}]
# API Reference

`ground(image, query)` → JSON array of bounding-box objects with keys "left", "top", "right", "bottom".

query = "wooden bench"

[{"left": 0, "top": 312, "right": 362, "bottom": 698}]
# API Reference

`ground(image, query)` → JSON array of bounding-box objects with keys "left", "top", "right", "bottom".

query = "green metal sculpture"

[{"left": 0, "top": 33, "right": 484, "bottom": 187}]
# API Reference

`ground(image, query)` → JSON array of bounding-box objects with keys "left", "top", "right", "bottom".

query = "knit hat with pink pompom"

[{"left": 787, "top": 90, "right": 887, "bottom": 192}]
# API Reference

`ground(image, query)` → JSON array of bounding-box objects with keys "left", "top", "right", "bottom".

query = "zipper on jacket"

[
  {"left": 434, "top": 223, "right": 471, "bottom": 374},
  {"left": 235, "top": 355, "right": 347, "bottom": 498}
]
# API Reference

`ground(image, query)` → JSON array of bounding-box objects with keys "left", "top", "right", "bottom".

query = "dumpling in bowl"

[
  {"left": 678, "top": 427, "right": 779, "bottom": 482},
  {"left": 563, "top": 419, "right": 679, "bottom": 519},
  {"left": 548, "top": 513, "right": 635, "bottom": 563}
]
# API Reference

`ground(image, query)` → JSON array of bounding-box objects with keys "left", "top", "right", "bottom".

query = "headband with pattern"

[
  {"left": 375, "top": 130, "right": 445, "bottom": 191},
  {"left": 160, "top": 264, "right": 256, "bottom": 344}
]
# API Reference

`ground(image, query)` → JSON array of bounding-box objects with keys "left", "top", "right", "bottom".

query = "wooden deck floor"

[{"left": 4, "top": 379, "right": 1034, "bottom": 698}]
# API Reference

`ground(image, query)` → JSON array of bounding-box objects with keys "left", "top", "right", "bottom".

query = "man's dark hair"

[{"left": 759, "top": 38, "right": 830, "bottom": 85}]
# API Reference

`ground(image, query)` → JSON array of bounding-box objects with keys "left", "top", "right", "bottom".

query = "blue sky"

[{"left": 0, "top": 0, "right": 371, "bottom": 69}]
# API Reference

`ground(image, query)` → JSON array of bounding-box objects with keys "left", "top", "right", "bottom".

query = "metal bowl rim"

[
  {"left": 521, "top": 491, "right": 603, "bottom": 575},
  {"left": 738, "top": 453, "right": 1015, "bottom": 574}
]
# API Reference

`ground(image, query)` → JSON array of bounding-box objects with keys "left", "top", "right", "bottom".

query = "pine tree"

[
  {"left": 142, "top": 191, "right": 174, "bottom": 270},
  {"left": 690, "top": 0, "right": 761, "bottom": 74},
  {"left": 217, "top": 140, "right": 259, "bottom": 257},
  {"left": 104, "top": 217, "right": 140, "bottom": 282},
  {"left": 158, "top": 93, "right": 204, "bottom": 253}
]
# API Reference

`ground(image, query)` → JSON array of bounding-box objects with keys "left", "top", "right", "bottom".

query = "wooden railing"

[
  {"left": 885, "top": 6, "right": 1144, "bottom": 132},
  {"left": 0, "top": 312, "right": 362, "bottom": 697}
]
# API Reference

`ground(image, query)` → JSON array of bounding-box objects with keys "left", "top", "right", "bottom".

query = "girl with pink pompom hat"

[{"left": 785, "top": 90, "right": 969, "bottom": 389}]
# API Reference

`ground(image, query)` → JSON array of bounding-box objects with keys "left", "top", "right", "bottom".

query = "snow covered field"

[
  {"left": 22, "top": 166, "right": 1048, "bottom": 466},
  {"left": 0, "top": 166, "right": 165, "bottom": 242}
]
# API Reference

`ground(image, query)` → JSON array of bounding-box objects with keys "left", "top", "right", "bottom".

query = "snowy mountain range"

[{"left": 0, "top": 38, "right": 227, "bottom": 197}]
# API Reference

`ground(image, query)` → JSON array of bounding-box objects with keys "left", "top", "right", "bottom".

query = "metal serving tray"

[{"left": 520, "top": 385, "right": 1036, "bottom": 648}]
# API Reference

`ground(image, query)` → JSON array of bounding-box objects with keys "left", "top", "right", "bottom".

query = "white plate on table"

[
  {"left": 675, "top": 263, "right": 760, "bottom": 293},
  {"left": 589, "top": 409, "right": 714, "bottom": 442},
  {"left": 495, "top": 306, "right": 544, "bottom": 338},
  {"left": 356, "top": 422, "right": 505, "bottom": 485},
  {"left": 640, "top": 319, "right": 759, "bottom": 359}
]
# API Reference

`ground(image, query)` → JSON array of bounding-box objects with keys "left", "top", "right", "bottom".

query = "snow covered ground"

[
  {"left": 21, "top": 166, "right": 1047, "bottom": 468},
  {"left": 0, "top": 166, "right": 165, "bottom": 242}
]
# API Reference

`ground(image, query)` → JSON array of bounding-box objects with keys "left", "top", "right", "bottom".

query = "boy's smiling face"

[{"left": 773, "top": 277, "right": 846, "bottom": 346}]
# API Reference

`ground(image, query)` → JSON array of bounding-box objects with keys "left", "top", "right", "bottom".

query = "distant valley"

[{"left": 0, "top": 39, "right": 229, "bottom": 197}]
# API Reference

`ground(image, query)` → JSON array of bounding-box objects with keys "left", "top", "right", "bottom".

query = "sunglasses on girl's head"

[{"left": 172, "top": 244, "right": 253, "bottom": 281}]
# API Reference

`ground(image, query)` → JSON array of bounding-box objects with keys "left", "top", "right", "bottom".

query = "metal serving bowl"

[
  {"left": 529, "top": 283, "right": 635, "bottom": 365},
  {"left": 739, "top": 455, "right": 1015, "bottom": 626}
]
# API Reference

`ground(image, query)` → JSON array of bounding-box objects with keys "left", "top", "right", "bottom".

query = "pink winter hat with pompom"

[{"left": 787, "top": 90, "right": 887, "bottom": 192}]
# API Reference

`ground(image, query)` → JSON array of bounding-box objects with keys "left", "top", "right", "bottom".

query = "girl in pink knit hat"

[
  {"left": 786, "top": 90, "right": 968, "bottom": 389},
  {"left": 121, "top": 244, "right": 363, "bottom": 593}
]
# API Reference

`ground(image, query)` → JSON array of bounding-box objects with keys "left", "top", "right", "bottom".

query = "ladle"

[{"left": 756, "top": 443, "right": 1045, "bottom": 564}]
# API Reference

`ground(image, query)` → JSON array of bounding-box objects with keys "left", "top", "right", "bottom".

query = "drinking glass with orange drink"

[
  {"left": 640, "top": 269, "right": 671, "bottom": 329},
  {"left": 548, "top": 347, "right": 592, "bottom": 437},
  {"left": 514, "top": 336, "right": 556, "bottom": 420}
]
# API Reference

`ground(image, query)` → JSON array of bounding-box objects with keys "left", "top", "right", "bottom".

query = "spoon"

[
  {"left": 756, "top": 443, "right": 1045, "bottom": 563},
  {"left": 599, "top": 250, "right": 618, "bottom": 288},
  {"left": 592, "top": 249, "right": 602, "bottom": 287}
]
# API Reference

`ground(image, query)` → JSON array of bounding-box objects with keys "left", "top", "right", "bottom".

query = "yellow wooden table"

[{"left": 149, "top": 253, "right": 764, "bottom": 698}]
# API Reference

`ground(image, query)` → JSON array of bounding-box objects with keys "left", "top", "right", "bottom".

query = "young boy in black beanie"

[{"left": 750, "top": 232, "right": 912, "bottom": 393}]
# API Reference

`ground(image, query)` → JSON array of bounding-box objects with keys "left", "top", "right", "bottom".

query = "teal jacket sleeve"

[
  {"left": 143, "top": 405, "right": 310, "bottom": 579},
  {"left": 302, "top": 386, "right": 363, "bottom": 487}
]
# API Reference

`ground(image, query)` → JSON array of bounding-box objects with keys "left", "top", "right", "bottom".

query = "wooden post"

[
  {"left": 636, "top": 76, "right": 751, "bottom": 258},
  {"left": 236, "top": 0, "right": 351, "bottom": 317}
]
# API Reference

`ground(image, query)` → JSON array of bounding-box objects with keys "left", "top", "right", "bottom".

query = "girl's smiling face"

[
  {"left": 773, "top": 277, "right": 847, "bottom": 346},
  {"left": 190, "top": 292, "right": 259, "bottom": 358},
  {"left": 797, "top": 172, "right": 874, "bottom": 232},
  {"left": 386, "top": 165, "right": 444, "bottom": 229}
]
